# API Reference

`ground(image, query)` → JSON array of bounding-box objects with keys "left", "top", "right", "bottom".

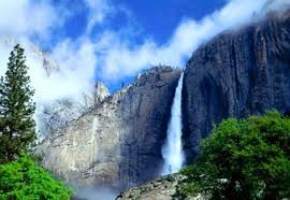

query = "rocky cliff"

[
  {"left": 36, "top": 7, "right": 290, "bottom": 199},
  {"left": 37, "top": 66, "right": 181, "bottom": 189},
  {"left": 115, "top": 10, "right": 290, "bottom": 200},
  {"left": 183, "top": 11, "right": 290, "bottom": 161},
  {"left": 37, "top": 82, "right": 110, "bottom": 137}
]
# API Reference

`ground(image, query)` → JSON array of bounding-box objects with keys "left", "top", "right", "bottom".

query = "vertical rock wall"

[{"left": 183, "top": 11, "right": 290, "bottom": 161}]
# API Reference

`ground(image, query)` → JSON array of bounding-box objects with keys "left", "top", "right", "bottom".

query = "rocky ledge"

[
  {"left": 115, "top": 174, "right": 204, "bottom": 200},
  {"left": 116, "top": 174, "right": 183, "bottom": 200}
]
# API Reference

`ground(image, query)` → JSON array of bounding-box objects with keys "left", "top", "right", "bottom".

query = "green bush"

[
  {"left": 177, "top": 111, "right": 290, "bottom": 200},
  {"left": 0, "top": 155, "right": 72, "bottom": 200}
]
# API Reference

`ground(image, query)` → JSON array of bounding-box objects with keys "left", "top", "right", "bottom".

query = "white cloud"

[
  {"left": 0, "top": 1, "right": 99, "bottom": 137},
  {"left": 84, "top": 0, "right": 113, "bottom": 34},
  {"left": 0, "top": 37, "right": 97, "bottom": 137},
  {"left": 0, "top": 0, "right": 58, "bottom": 38},
  {"left": 1, "top": 0, "right": 280, "bottom": 92},
  {"left": 0, "top": 38, "right": 96, "bottom": 102},
  {"left": 0, "top": 0, "right": 102, "bottom": 101},
  {"left": 32, "top": 38, "right": 97, "bottom": 102},
  {"left": 0, "top": 0, "right": 289, "bottom": 136},
  {"left": 95, "top": 0, "right": 275, "bottom": 81}
]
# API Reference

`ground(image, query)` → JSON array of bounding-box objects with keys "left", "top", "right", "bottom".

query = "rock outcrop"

[
  {"left": 37, "top": 66, "right": 181, "bottom": 189},
  {"left": 116, "top": 174, "right": 205, "bottom": 200},
  {"left": 183, "top": 11, "right": 290, "bottom": 161},
  {"left": 116, "top": 174, "right": 184, "bottom": 200}
]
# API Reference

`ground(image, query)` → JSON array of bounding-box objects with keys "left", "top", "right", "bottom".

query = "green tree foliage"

[
  {"left": 0, "top": 45, "right": 73, "bottom": 199},
  {"left": 0, "top": 44, "right": 36, "bottom": 163},
  {"left": 176, "top": 111, "right": 290, "bottom": 200},
  {"left": 0, "top": 154, "right": 72, "bottom": 200}
]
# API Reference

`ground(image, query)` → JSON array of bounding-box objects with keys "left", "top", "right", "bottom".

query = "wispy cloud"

[
  {"left": 0, "top": 0, "right": 289, "bottom": 102},
  {"left": 95, "top": 0, "right": 272, "bottom": 81},
  {"left": 84, "top": 0, "right": 113, "bottom": 34},
  {"left": 0, "top": 0, "right": 59, "bottom": 38}
]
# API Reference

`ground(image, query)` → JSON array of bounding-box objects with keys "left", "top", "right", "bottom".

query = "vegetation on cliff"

[
  {"left": 176, "top": 111, "right": 290, "bottom": 200},
  {"left": 0, "top": 45, "right": 72, "bottom": 199}
]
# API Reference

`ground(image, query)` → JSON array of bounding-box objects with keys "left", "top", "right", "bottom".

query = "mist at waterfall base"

[
  {"left": 162, "top": 73, "right": 185, "bottom": 175},
  {"left": 74, "top": 186, "right": 118, "bottom": 200},
  {"left": 74, "top": 73, "right": 185, "bottom": 199},
  {"left": 74, "top": 74, "right": 185, "bottom": 200}
]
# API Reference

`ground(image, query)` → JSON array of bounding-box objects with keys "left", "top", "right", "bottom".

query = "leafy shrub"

[
  {"left": 176, "top": 111, "right": 290, "bottom": 200},
  {"left": 0, "top": 155, "right": 72, "bottom": 200}
]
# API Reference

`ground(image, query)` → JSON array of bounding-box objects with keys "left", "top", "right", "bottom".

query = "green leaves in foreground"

[
  {"left": 176, "top": 111, "right": 290, "bottom": 200},
  {"left": 0, "top": 155, "right": 72, "bottom": 200}
]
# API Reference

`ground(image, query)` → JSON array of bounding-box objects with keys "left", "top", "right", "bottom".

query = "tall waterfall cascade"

[{"left": 161, "top": 73, "right": 184, "bottom": 175}]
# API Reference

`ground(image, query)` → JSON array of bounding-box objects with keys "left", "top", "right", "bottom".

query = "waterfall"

[{"left": 161, "top": 73, "right": 184, "bottom": 175}]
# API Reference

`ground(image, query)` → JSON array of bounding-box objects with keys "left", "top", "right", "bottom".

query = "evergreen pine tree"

[{"left": 0, "top": 44, "right": 36, "bottom": 163}]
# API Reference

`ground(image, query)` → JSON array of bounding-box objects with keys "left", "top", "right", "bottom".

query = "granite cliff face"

[
  {"left": 37, "top": 82, "right": 110, "bottom": 137},
  {"left": 183, "top": 11, "right": 290, "bottom": 161},
  {"left": 38, "top": 66, "right": 181, "bottom": 189},
  {"left": 36, "top": 8, "right": 290, "bottom": 198},
  {"left": 115, "top": 10, "right": 290, "bottom": 200}
]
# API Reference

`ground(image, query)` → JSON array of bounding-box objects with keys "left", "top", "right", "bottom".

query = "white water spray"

[{"left": 162, "top": 73, "right": 184, "bottom": 175}]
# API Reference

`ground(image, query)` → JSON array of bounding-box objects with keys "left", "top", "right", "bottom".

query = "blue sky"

[
  {"left": 41, "top": 0, "right": 226, "bottom": 91},
  {"left": 0, "top": 0, "right": 276, "bottom": 98},
  {"left": 113, "top": 0, "right": 225, "bottom": 44},
  {"left": 48, "top": 0, "right": 226, "bottom": 49}
]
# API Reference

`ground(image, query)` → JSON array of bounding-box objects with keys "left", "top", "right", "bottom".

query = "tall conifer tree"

[{"left": 0, "top": 44, "right": 36, "bottom": 163}]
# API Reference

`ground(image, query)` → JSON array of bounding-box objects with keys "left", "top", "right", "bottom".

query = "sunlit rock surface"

[
  {"left": 37, "top": 66, "right": 181, "bottom": 189},
  {"left": 116, "top": 174, "right": 184, "bottom": 200}
]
